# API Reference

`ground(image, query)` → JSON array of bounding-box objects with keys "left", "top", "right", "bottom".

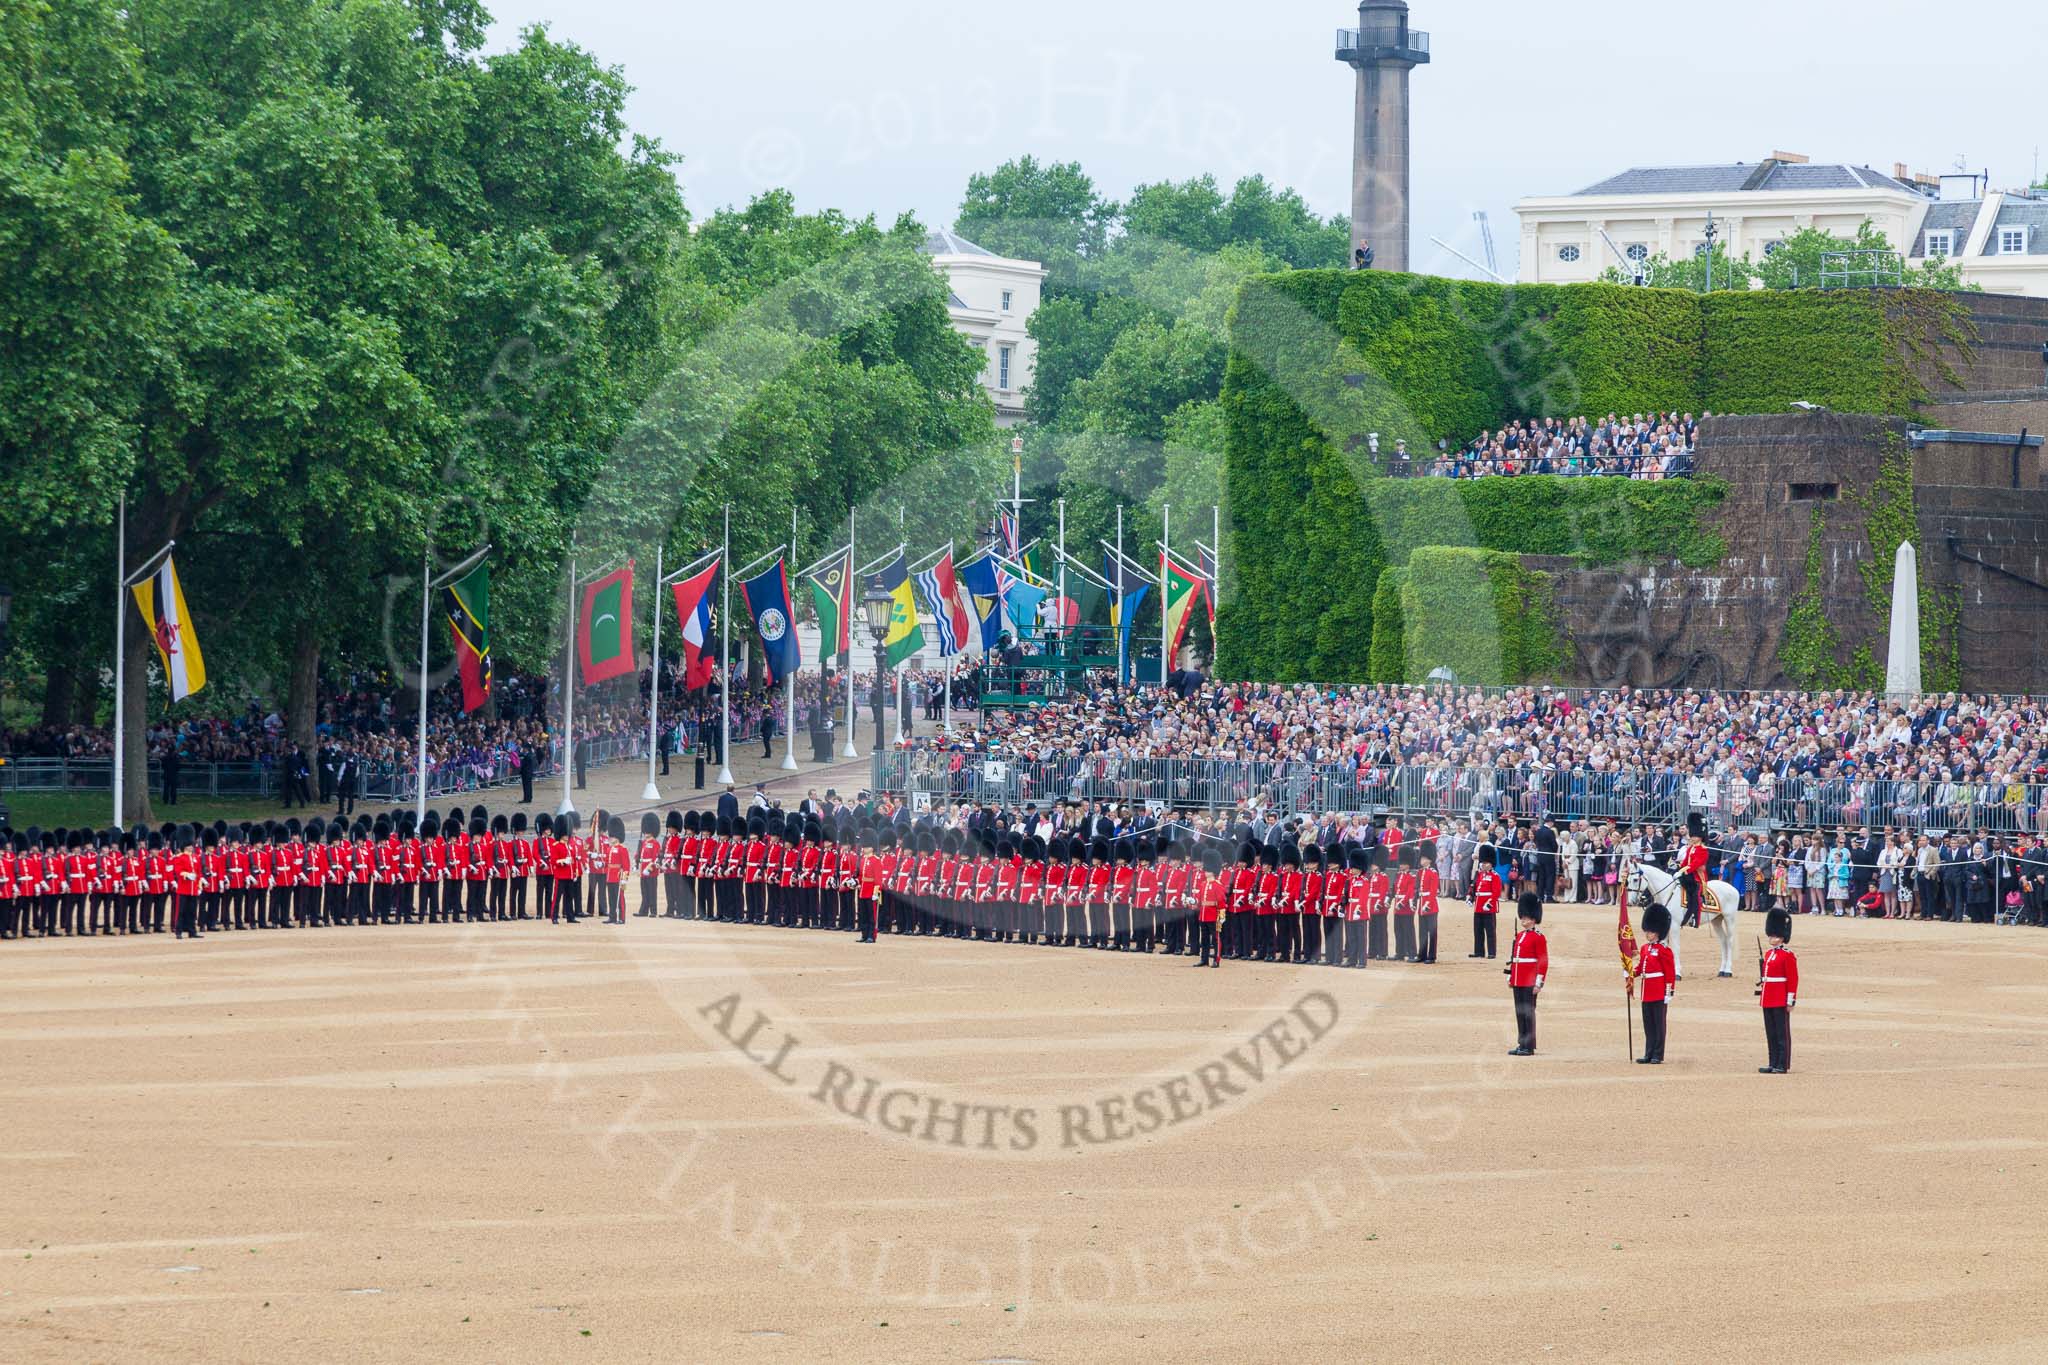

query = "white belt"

[
  {"left": 1641, "top": 971, "right": 1666, "bottom": 979},
  {"left": 1512, "top": 956, "right": 1539, "bottom": 963},
  {"left": 1763, "top": 975, "right": 1787, "bottom": 982}
]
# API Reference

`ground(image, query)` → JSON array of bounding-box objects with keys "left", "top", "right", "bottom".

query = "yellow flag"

[{"left": 132, "top": 554, "right": 207, "bottom": 700}]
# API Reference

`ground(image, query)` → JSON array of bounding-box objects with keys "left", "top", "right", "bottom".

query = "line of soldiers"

[{"left": 0, "top": 807, "right": 649, "bottom": 940}]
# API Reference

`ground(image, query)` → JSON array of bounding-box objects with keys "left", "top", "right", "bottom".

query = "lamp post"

[
  {"left": 862, "top": 577, "right": 892, "bottom": 756},
  {"left": 1702, "top": 213, "right": 1719, "bottom": 293}
]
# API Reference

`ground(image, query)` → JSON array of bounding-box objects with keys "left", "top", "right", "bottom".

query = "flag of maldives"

[{"left": 579, "top": 562, "right": 635, "bottom": 685}]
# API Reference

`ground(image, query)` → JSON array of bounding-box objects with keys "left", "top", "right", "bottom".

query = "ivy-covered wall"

[
  {"left": 1384, "top": 548, "right": 1568, "bottom": 686},
  {"left": 1220, "top": 268, "right": 1973, "bottom": 684}
]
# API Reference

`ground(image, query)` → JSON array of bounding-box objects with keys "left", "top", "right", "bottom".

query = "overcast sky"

[{"left": 485, "top": 0, "right": 2046, "bottom": 278}]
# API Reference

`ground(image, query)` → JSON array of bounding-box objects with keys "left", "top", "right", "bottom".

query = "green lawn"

[{"left": 0, "top": 790, "right": 292, "bottom": 831}]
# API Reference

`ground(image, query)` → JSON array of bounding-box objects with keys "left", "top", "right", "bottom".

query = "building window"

[
  {"left": 1763, "top": 240, "right": 1785, "bottom": 256},
  {"left": 1998, "top": 227, "right": 2029, "bottom": 254},
  {"left": 998, "top": 344, "right": 1013, "bottom": 390},
  {"left": 1557, "top": 244, "right": 1581, "bottom": 263},
  {"left": 1625, "top": 243, "right": 1649, "bottom": 262},
  {"left": 1787, "top": 482, "right": 1840, "bottom": 503},
  {"left": 1923, "top": 230, "right": 1953, "bottom": 258},
  {"left": 1001, "top": 289, "right": 1013, "bottom": 312}
]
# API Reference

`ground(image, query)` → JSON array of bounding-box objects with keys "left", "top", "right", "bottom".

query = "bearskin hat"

[
  {"left": 1640, "top": 903, "right": 1672, "bottom": 939},
  {"left": 1517, "top": 892, "right": 1543, "bottom": 924},
  {"left": 510, "top": 811, "right": 527, "bottom": 834},
  {"left": 1765, "top": 908, "right": 1792, "bottom": 942}
]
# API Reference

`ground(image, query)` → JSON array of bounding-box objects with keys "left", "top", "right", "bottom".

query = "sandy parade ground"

[{"left": 5, "top": 888, "right": 2048, "bottom": 1363}]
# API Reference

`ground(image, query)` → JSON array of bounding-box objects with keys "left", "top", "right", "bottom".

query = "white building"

[
  {"left": 1513, "top": 153, "right": 2048, "bottom": 297},
  {"left": 922, "top": 229, "right": 1045, "bottom": 426}
]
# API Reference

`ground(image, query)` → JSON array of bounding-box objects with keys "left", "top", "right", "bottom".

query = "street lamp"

[
  {"left": 1702, "top": 213, "right": 1719, "bottom": 293},
  {"left": 862, "top": 576, "right": 892, "bottom": 754}
]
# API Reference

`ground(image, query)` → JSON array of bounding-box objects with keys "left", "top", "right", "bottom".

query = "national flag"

[
  {"left": 741, "top": 559, "right": 801, "bottom": 686},
  {"left": 956, "top": 553, "right": 1006, "bottom": 651},
  {"left": 1161, "top": 553, "right": 1206, "bottom": 664},
  {"left": 1618, "top": 881, "right": 1639, "bottom": 995},
  {"left": 805, "top": 547, "right": 853, "bottom": 667},
  {"left": 443, "top": 561, "right": 491, "bottom": 713},
  {"left": 997, "top": 510, "right": 1018, "bottom": 557},
  {"left": 878, "top": 553, "right": 924, "bottom": 667},
  {"left": 1073, "top": 578, "right": 1108, "bottom": 626},
  {"left": 578, "top": 562, "right": 636, "bottom": 685},
  {"left": 1107, "top": 552, "right": 1149, "bottom": 684},
  {"left": 670, "top": 558, "right": 720, "bottom": 691},
  {"left": 913, "top": 551, "right": 972, "bottom": 658},
  {"left": 1002, "top": 573, "right": 1048, "bottom": 639},
  {"left": 131, "top": 553, "right": 206, "bottom": 701},
  {"left": 1198, "top": 543, "right": 1219, "bottom": 626}
]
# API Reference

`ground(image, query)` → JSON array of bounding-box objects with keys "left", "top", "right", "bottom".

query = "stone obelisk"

[{"left": 1885, "top": 541, "right": 1922, "bottom": 698}]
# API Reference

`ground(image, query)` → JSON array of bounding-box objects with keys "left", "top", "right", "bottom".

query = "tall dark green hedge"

[
  {"left": 1221, "top": 269, "right": 1964, "bottom": 682},
  {"left": 1384, "top": 548, "right": 1567, "bottom": 686}
]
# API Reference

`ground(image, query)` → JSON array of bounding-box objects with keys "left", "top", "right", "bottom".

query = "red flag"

[
  {"left": 669, "top": 558, "right": 720, "bottom": 691},
  {"left": 1617, "top": 877, "right": 1639, "bottom": 994}
]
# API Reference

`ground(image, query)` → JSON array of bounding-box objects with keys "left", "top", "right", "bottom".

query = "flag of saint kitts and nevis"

[
  {"left": 806, "top": 549, "right": 853, "bottom": 667},
  {"left": 579, "top": 562, "right": 636, "bottom": 685},
  {"left": 131, "top": 553, "right": 206, "bottom": 701},
  {"left": 443, "top": 562, "right": 490, "bottom": 712}
]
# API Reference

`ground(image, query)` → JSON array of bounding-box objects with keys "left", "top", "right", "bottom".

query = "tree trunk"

[
  {"left": 287, "top": 621, "right": 319, "bottom": 753},
  {"left": 120, "top": 619, "right": 154, "bottom": 826},
  {"left": 41, "top": 661, "right": 75, "bottom": 728}
]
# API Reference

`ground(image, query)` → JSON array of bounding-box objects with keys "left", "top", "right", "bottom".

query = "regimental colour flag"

[
  {"left": 741, "top": 559, "right": 802, "bottom": 686},
  {"left": 878, "top": 553, "right": 924, "bottom": 667},
  {"left": 131, "top": 553, "right": 207, "bottom": 701},
  {"left": 670, "top": 557, "right": 721, "bottom": 691},
  {"left": 443, "top": 562, "right": 491, "bottom": 713},
  {"left": 579, "top": 561, "right": 636, "bottom": 685},
  {"left": 913, "top": 551, "right": 972, "bottom": 658},
  {"left": 1618, "top": 884, "right": 1639, "bottom": 996},
  {"left": 956, "top": 554, "right": 1006, "bottom": 651},
  {"left": 1161, "top": 553, "right": 1206, "bottom": 664},
  {"left": 806, "top": 547, "right": 854, "bottom": 667}
]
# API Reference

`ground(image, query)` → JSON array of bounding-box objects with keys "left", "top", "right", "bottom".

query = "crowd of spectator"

[{"left": 1410, "top": 411, "right": 1701, "bottom": 480}]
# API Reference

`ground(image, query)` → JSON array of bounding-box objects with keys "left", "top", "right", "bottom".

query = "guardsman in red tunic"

[
  {"left": 1365, "top": 862, "right": 1392, "bottom": 961},
  {"left": 1161, "top": 845, "right": 1191, "bottom": 956},
  {"left": 1298, "top": 845, "right": 1325, "bottom": 966},
  {"left": 1087, "top": 839, "right": 1113, "bottom": 949},
  {"left": 1677, "top": 829, "right": 1710, "bottom": 928},
  {"left": 1277, "top": 845, "right": 1305, "bottom": 964},
  {"left": 1133, "top": 843, "right": 1161, "bottom": 953},
  {"left": 1506, "top": 893, "right": 1548, "bottom": 1056},
  {"left": 1634, "top": 904, "right": 1675, "bottom": 1065},
  {"left": 1197, "top": 848, "right": 1227, "bottom": 968},
  {"left": 1757, "top": 908, "right": 1798, "bottom": 1073},
  {"left": 1392, "top": 858, "right": 1419, "bottom": 961},
  {"left": 857, "top": 833, "right": 885, "bottom": 943},
  {"left": 1344, "top": 847, "right": 1372, "bottom": 968},
  {"left": 1416, "top": 862, "right": 1442, "bottom": 964},
  {"left": 1470, "top": 864, "right": 1503, "bottom": 959},
  {"left": 171, "top": 830, "right": 203, "bottom": 939},
  {"left": 636, "top": 813, "right": 662, "bottom": 918},
  {"left": 1253, "top": 846, "right": 1282, "bottom": 962}
]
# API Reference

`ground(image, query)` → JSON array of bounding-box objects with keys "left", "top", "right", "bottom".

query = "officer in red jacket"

[
  {"left": 1506, "top": 893, "right": 1548, "bottom": 1056},
  {"left": 1470, "top": 863, "right": 1503, "bottom": 959},
  {"left": 1197, "top": 847, "right": 1226, "bottom": 969},
  {"left": 1634, "top": 904, "right": 1676, "bottom": 1064},
  {"left": 1677, "top": 829, "right": 1709, "bottom": 928},
  {"left": 1758, "top": 908, "right": 1798, "bottom": 1073}
]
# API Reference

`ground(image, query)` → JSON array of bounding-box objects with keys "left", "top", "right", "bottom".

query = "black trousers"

[
  {"left": 510, "top": 876, "right": 528, "bottom": 918},
  {"left": 172, "top": 893, "right": 198, "bottom": 938},
  {"left": 1763, "top": 1006, "right": 1792, "bottom": 1071},
  {"left": 860, "top": 896, "right": 878, "bottom": 942},
  {"left": 1417, "top": 914, "right": 1438, "bottom": 963},
  {"left": 1198, "top": 921, "right": 1221, "bottom": 966},
  {"left": 1393, "top": 915, "right": 1417, "bottom": 960},
  {"left": 1472, "top": 913, "right": 1497, "bottom": 957},
  {"left": 1512, "top": 986, "right": 1538, "bottom": 1052},
  {"left": 1641, "top": 999, "right": 1667, "bottom": 1062},
  {"left": 1368, "top": 914, "right": 1389, "bottom": 959},
  {"left": 1535, "top": 856, "right": 1555, "bottom": 901}
]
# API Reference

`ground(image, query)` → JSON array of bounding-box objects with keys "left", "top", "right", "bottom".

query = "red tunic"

[
  {"left": 1473, "top": 869, "right": 1503, "bottom": 916},
  {"left": 1635, "top": 941, "right": 1676, "bottom": 1002},
  {"left": 1759, "top": 946, "right": 1799, "bottom": 1008},
  {"left": 1508, "top": 928, "right": 1549, "bottom": 988}
]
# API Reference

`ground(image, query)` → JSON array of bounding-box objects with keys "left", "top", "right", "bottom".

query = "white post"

[
  {"left": 559, "top": 550, "right": 576, "bottom": 818},
  {"left": 1160, "top": 502, "right": 1171, "bottom": 689},
  {"left": 841, "top": 506, "right": 858, "bottom": 758},
  {"left": 717, "top": 503, "right": 734, "bottom": 787},
  {"left": 113, "top": 492, "right": 126, "bottom": 828},
  {"left": 1057, "top": 497, "right": 1067, "bottom": 651},
  {"left": 642, "top": 541, "right": 664, "bottom": 801},
  {"left": 942, "top": 540, "right": 954, "bottom": 735},
  {"left": 416, "top": 543, "right": 431, "bottom": 822},
  {"left": 781, "top": 505, "right": 799, "bottom": 771}
]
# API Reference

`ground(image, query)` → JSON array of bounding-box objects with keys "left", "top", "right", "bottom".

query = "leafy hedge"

[
  {"left": 1220, "top": 268, "right": 1970, "bottom": 682},
  {"left": 1382, "top": 548, "right": 1567, "bottom": 686}
]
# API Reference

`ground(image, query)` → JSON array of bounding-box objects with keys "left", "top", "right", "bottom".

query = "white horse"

[{"left": 1626, "top": 858, "right": 1738, "bottom": 979}]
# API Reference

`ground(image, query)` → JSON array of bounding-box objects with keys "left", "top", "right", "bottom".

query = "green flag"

[
  {"left": 879, "top": 553, "right": 924, "bottom": 667},
  {"left": 806, "top": 548, "right": 853, "bottom": 667}
]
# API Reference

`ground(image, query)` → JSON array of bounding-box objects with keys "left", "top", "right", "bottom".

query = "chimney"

[
  {"left": 1768, "top": 150, "right": 1810, "bottom": 165},
  {"left": 1894, "top": 162, "right": 1910, "bottom": 180}
]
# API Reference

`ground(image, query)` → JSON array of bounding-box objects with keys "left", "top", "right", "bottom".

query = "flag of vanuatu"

[{"left": 443, "top": 562, "right": 491, "bottom": 712}]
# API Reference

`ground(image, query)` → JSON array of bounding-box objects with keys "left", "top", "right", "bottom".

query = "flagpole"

[
  {"left": 559, "top": 545, "right": 577, "bottom": 818},
  {"left": 1160, "top": 502, "right": 1170, "bottom": 689},
  {"left": 417, "top": 542, "right": 432, "bottom": 822},
  {"left": 841, "top": 506, "right": 858, "bottom": 758},
  {"left": 643, "top": 540, "right": 664, "bottom": 802},
  {"left": 894, "top": 506, "right": 905, "bottom": 747},
  {"left": 113, "top": 492, "right": 126, "bottom": 827},
  {"left": 1115, "top": 504, "right": 1125, "bottom": 689},
  {"left": 718, "top": 504, "right": 734, "bottom": 787},
  {"left": 1057, "top": 498, "right": 1067, "bottom": 655},
  {"left": 1213, "top": 503, "right": 1221, "bottom": 635},
  {"left": 942, "top": 540, "right": 954, "bottom": 736},
  {"left": 782, "top": 505, "right": 798, "bottom": 771}
]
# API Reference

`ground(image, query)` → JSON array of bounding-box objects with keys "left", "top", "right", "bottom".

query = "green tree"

[
  {"left": 1600, "top": 242, "right": 1756, "bottom": 291},
  {"left": 1753, "top": 221, "right": 1970, "bottom": 291},
  {"left": 954, "top": 155, "right": 1117, "bottom": 290}
]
